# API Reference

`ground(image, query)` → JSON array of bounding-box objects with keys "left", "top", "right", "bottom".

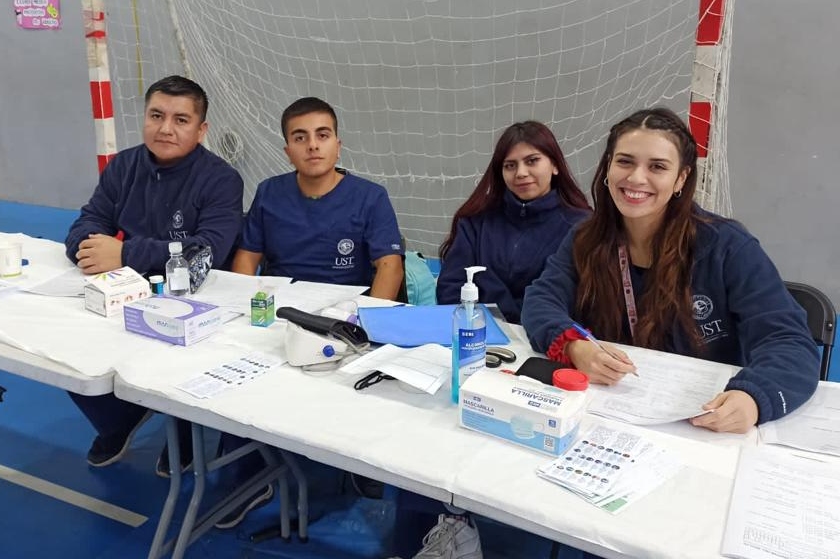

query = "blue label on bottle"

[{"left": 458, "top": 327, "right": 486, "bottom": 380}]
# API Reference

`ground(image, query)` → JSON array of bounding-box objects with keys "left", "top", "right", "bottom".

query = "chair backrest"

[{"left": 785, "top": 281, "right": 836, "bottom": 381}]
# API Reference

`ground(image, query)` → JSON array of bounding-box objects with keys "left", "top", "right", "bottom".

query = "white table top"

[
  {"left": 0, "top": 234, "right": 372, "bottom": 394},
  {"left": 110, "top": 318, "right": 770, "bottom": 559},
  {"left": 0, "top": 234, "right": 196, "bottom": 394},
  {"left": 0, "top": 234, "right": 115, "bottom": 394},
  {"left": 0, "top": 339, "right": 114, "bottom": 395},
  {"left": 452, "top": 414, "right": 742, "bottom": 559},
  {"left": 113, "top": 327, "right": 494, "bottom": 503},
  {"left": 3, "top": 245, "right": 832, "bottom": 558}
]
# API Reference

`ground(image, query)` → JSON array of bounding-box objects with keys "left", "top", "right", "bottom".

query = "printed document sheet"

[
  {"left": 177, "top": 352, "right": 285, "bottom": 399},
  {"left": 721, "top": 446, "right": 840, "bottom": 559},
  {"left": 20, "top": 267, "right": 86, "bottom": 297},
  {"left": 339, "top": 343, "right": 451, "bottom": 394},
  {"left": 191, "top": 272, "right": 367, "bottom": 315},
  {"left": 537, "top": 424, "right": 682, "bottom": 514},
  {"left": 759, "top": 382, "right": 840, "bottom": 457},
  {"left": 188, "top": 271, "right": 292, "bottom": 314},
  {"left": 587, "top": 346, "right": 737, "bottom": 424}
]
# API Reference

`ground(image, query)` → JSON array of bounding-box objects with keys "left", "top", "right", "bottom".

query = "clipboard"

[{"left": 357, "top": 304, "right": 510, "bottom": 347}]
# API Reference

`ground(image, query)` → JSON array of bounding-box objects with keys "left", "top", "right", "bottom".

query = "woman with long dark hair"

[
  {"left": 436, "top": 121, "right": 590, "bottom": 323},
  {"left": 522, "top": 107, "right": 818, "bottom": 434}
]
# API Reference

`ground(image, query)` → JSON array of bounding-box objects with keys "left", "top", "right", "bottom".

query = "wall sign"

[{"left": 14, "top": 0, "right": 61, "bottom": 29}]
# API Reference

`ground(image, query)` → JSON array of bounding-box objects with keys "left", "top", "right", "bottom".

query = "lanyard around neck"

[{"left": 617, "top": 244, "right": 637, "bottom": 342}]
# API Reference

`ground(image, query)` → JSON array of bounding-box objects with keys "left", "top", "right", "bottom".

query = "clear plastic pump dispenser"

[{"left": 452, "top": 266, "right": 486, "bottom": 403}]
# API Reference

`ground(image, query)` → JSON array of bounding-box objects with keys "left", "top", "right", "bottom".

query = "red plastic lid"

[{"left": 552, "top": 368, "right": 589, "bottom": 391}]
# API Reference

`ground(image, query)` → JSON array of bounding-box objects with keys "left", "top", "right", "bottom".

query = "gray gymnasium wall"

[
  {"left": 1, "top": 1, "right": 838, "bottom": 305},
  {"left": 727, "top": 0, "right": 840, "bottom": 304},
  {"left": 0, "top": 4, "right": 97, "bottom": 208}
]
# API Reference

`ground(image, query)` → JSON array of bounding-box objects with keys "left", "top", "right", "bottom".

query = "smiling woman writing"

[{"left": 522, "top": 107, "right": 819, "bottom": 434}]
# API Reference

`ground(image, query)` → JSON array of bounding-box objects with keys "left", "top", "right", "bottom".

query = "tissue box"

[
  {"left": 250, "top": 290, "right": 275, "bottom": 327},
  {"left": 123, "top": 295, "right": 222, "bottom": 345},
  {"left": 459, "top": 369, "right": 588, "bottom": 456},
  {"left": 84, "top": 266, "right": 151, "bottom": 317}
]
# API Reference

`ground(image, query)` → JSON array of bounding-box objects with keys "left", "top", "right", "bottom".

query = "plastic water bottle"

[
  {"left": 452, "top": 266, "right": 486, "bottom": 404},
  {"left": 165, "top": 241, "right": 190, "bottom": 296}
]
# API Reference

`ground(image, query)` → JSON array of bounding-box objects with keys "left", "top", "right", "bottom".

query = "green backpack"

[{"left": 404, "top": 251, "right": 438, "bottom": 306}]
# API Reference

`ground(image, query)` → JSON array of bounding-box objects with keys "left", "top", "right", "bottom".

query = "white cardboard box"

[
  {"left": 123, "top": 295, "right": 222, "bottom": 346},
  {"left": 84, "top": 266, "right": 151, "bottom": 317},
  {"left": 459, "top": 369, "right": 588, "bottom": 456}
]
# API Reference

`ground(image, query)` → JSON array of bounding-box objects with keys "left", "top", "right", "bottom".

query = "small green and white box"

[{"left": 250, "top": 290, "right": 275, "bottom": 327}]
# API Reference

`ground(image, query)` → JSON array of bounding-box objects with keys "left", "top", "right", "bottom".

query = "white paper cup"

[{"left": 0, "top": 242, "right": 23, "bottom": 277}]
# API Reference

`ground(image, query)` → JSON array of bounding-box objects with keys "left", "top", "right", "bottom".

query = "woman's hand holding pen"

[{"left": 565, "top": 340, "right": 636, "bottom": 385}]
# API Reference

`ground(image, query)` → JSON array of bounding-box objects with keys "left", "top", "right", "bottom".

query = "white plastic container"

[{"left": 459, "top": 369, "right": 589, "bottom": 456}]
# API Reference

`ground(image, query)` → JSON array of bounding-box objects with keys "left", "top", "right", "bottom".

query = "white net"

[
  {"left": 104, "top": 0, "right": 719, "bottom": 255},
  {"left": 692, "top": 0, "right": 733, "bottom": 217}
]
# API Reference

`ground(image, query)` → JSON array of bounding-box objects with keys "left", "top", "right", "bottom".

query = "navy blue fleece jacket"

[
  {"left": 65, "top": 144, "right": 243, "bottom": 276},
  {"left": 437, "top": 189, "right": 590, "bottom": 324},
  {"left": 522, "top": 210, "right": 820, "bottom": 424}
]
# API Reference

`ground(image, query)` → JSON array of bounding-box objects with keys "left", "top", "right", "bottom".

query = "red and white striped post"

[
  {"left": 82, "top": 0, "right": 117, "bottom": 173},
  {"left": 690, "top": 0, "right": 726, "bottom": 206}
]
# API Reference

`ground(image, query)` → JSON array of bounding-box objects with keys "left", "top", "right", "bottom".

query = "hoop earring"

[
  {"left": 673, "top": 189, "right": 683, "bottom": 199},
  {"left": 603, "top": 177, "right": 609, "bottom": 187}
]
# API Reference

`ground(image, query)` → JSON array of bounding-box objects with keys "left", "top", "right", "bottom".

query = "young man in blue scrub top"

[
  {"left": 232, "top": 96, "right": 404, "bottom": 298},
  {"left": 213, "top": 97, "right": 404, "bottom": 530},
  {"left": 64, "top": 75, "right": 243, "bottom": 476}
]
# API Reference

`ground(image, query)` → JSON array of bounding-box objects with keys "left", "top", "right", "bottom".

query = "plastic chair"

[{"left": 785, "top": 281, "right": 836, "bottom": 381}]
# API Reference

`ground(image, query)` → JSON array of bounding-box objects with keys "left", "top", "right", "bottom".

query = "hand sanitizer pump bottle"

[{"left": 452, "top": 266, "right": 486, "bottom": 404}]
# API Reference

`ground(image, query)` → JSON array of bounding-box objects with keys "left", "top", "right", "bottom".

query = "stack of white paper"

[
  {"left": 586, "top": 345, "right": 736, "bottom": 425},
  {"left": 721, "top": 446, "right": 840, "bottom": 559},
  {"left": 536, "top": 424, "right": 682, "bottom": 514},
  {"left": 759, "top": 382, "right": 840, "bottom": 457}
]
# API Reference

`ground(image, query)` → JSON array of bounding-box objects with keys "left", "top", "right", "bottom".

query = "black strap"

[
  {"left": 353, "top": 371, "right": 395, "bottom": 391},
  {"left": 276, "top": 306, "right": 369, "bottom": 346}
]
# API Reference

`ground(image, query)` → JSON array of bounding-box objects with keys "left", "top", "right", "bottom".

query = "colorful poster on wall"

[{"left": 14, "top": 0, "right": 61, "bottom": 29}]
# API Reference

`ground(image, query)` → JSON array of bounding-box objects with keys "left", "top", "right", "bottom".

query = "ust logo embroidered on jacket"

[
  {"left": 172, "top": 210, "right": 184, "bottom": 229},
  {"left": 334, "top": 238, "right": 356, "bottom": 268},
  {"left": 694, "top": 293, "right": 728, "bottom": 342},
  {"left": 337, "top": 238, "right": 354, "bottom": 256},
  {"left": 169, "top": 210, "right": 188, "bottom": 240},
  {"left": 692, "top": 294, "right": 714, "bottom": 320}
]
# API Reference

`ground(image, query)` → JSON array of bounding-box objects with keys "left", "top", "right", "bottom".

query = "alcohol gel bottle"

[
  {"left": 452, "top": 266, "right": 486, "bottom": 404},
  {"left": 165, "top": 241, "right": 190, "bottom": 296}
]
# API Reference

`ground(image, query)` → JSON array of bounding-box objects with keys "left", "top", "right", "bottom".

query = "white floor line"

[{"left": 0, "top": 464, "right": 148, "bottom": 527}]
